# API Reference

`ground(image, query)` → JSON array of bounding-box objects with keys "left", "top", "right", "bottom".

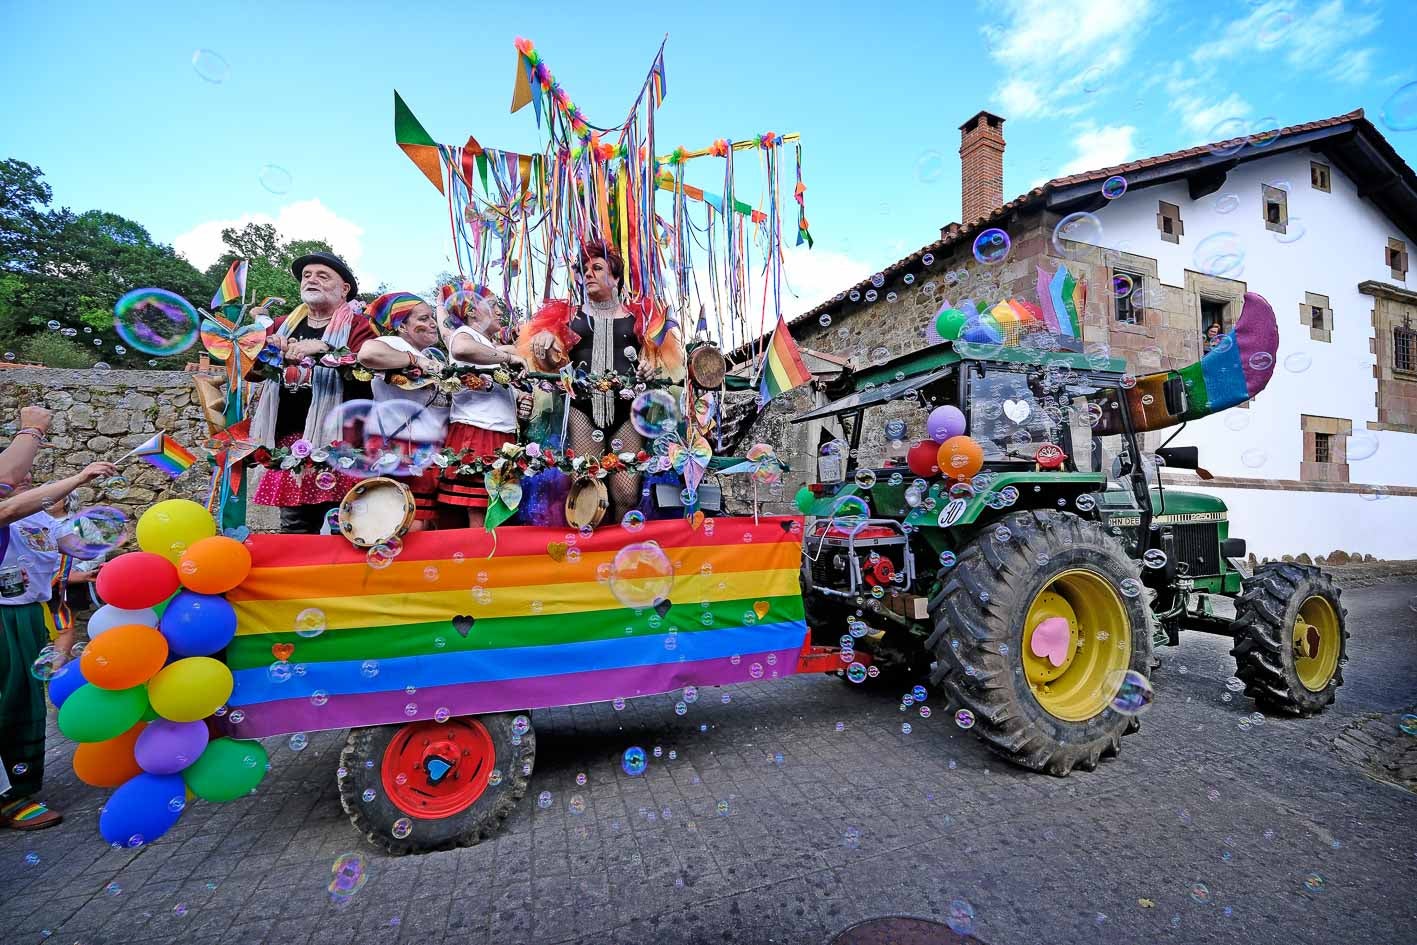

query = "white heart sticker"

[{"left": 1003, "top": 399, "right": 1031, "bottom": 423}]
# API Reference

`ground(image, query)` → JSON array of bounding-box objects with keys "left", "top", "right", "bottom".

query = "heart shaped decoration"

[
  {"left": 654, "top": 599, "right": 673, "bottom": 618},
  {"left": 753, "top": 601, "right": 770, "bottom": 620},
  {"left": 547, "top": 542, "right": 568, "bottom": 562},
  {"left": 1029, "top": 616, "right": 1071, "bottom": 668},
  {"left": 452, "top": 615, "right": 475, "bottom": 638},
  {"left": 271, "top": 642, "right": 295, "bottom": 661},
  {"left": 223, "top": 525, "right": 252, "bottom": 542},
  {"left": 689, "top": 511, "right": 705, "bottom": 531},
  {"left": 1003, "top": 399, "right": 1032, "bottom": 424}
]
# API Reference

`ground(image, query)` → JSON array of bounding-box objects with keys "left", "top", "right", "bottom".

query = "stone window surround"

[
  {"left": 1106, "top": 252, "right": 1160, "bottom": 338},
  {"left": 1302, "top": 291, "right": 1333, "bottom": 343},
  {"left": 1388, "top": 238, "right": 1409, "bottom": 281},
  {"left": 1156, "top": 201, "right": 1183, "bottom": 244},
  {"left": 1300, "top": 414, "right": 1351, "bottom": 484},
  {"left": 1262, "top": 184, "right": 1289, "bottom": 234},
  {"left": 1310, "top": 161, "right": 1331, "bottom": 193},
  {"left": 1358, "top": 279, "right": 1417, "bottom": 436}
]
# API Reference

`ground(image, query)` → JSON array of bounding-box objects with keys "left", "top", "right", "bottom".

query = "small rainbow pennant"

[
  {"left": 210, "top": 259, "right": 248, "bottom": 310},
  {"left": 127, "top": 432, "right": 197, "bottom": 479}
]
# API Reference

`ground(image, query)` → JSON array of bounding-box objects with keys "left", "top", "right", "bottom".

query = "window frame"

[
  {"left": 1156, "top": 201, "right": 1183, "bottom": 244},
  {"left": 1262, "top": 184, "right": 1289, "bottom": 235},
  {"left": 1310, "top": 161, "right": 1331, "bottom": 193},
  {"left": 1112, "top": 269, "right": 1146, "bottom": 324},
  {"left": 1395, "top": 324, "right": 1417, "bottom": 375},
  {"left": 1387, "top": 238, "right": 1410, "bottom": 281},
  {"left": 1313, "top": 432, "right": 1332, "bottom": 464}
]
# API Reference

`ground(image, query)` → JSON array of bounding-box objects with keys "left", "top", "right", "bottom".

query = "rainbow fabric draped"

[{"left": 221, "top": 517, "right": 808, "bottom": 738}]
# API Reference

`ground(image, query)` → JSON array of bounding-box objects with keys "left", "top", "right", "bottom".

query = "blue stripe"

[
  {"left": 230, "top": 620, "right": 807, "bottom": 705},
  {"left": 1200, "top": 336, "right": 1249, "bottom": 411}
]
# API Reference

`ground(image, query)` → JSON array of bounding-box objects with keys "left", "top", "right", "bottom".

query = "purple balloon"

[
  {"left": 134, "top": 719, "right": 210, "bottom": 775},
  {"left": 928, "top": 405, "right": 967, "bottom": 443}
]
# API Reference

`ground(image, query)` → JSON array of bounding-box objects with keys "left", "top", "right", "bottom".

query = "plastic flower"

[{"left": 290, "top": 439, "right": 313, "bottom": 458}]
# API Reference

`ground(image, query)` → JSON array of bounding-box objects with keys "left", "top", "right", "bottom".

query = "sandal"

[{"left": 1, "top": 797, "right": 63, "bottom": 830}]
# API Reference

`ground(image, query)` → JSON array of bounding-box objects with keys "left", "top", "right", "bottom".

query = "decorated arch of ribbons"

[{"left": 393, "top": 37, "right": 813, "bottom": 361}]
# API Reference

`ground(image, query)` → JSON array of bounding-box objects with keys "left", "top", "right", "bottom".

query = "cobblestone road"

[{"left": 3, "top": 581, "right": 1415, "bottom": 945}]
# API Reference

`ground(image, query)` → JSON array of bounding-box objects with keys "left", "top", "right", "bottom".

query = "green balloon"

[
  {"left": 183, "top": 738, "right": 269, "bottom": 803},
  {"left": 935, "top": 307, "right": 967, "bottom": 341},
  {"left": 57, "top": 684, "right": 149, "bottom": 743},
  {"left": 794, "top": 486, "right": 815, "bottom": 515}
]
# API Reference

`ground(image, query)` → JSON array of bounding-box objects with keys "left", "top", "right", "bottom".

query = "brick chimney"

[{"left": 959, "top": 110, "right": 1006, "bottom": 223}]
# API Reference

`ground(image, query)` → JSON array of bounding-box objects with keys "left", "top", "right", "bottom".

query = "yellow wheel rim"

[
  {"left": 1022, "top": 569, "right": 1132, "bottom": 722},
  {"left": 1293, "top": 595, "right": 1340, "bottom": 692}
]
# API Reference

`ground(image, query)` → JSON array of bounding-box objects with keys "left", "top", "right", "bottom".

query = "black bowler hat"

[{"left": 291, "top": 252, "right": 359, "bottom": 300}]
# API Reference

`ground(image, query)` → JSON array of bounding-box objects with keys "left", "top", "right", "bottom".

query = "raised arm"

[
  {"left": 0, "top": 406, "right": 53, "bottom": 488},
  {"left": 0, "top": 462, "right": 116, "bottom": 527}
]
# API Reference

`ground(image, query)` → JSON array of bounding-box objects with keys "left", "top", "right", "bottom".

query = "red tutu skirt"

[
  {"left": 365, "top": 434, "right": 441, "bottom": 521},
  {"left": 438, "top": 424, "right": 516, "bottom": 508},
  {"left": 253, "top": 433, "right": 362, "bottom": 508}
]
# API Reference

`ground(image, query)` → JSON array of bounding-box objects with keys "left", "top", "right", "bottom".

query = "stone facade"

[{"left": 0, "top": 367, "right": 275, "bottom": 529}]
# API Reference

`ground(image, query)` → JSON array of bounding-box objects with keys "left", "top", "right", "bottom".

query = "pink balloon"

[{"left": 927, "top": 405, "right": 966, "bottom": 443}]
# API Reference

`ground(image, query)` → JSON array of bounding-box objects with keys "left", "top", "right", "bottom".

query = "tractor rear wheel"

[
  {"left": 1231, "top": 563, "right": 1347, "bottom": 716},
  {"left": 338, "top": 712, "right": 534, "bottom": 854},
  {"left": 927, "top": 510, "right": 1154, "bottom": 776}
]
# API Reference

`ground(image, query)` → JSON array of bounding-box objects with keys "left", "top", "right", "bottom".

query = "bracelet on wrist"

[{"left": 15, "top": 428, "right": 45, "bottom": 441}]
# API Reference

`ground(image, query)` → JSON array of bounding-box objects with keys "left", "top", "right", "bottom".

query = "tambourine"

[
  {"left": 687, "top": 344, "right": 727, "bottom": 390},
  {"left": 564, "top": 477, "right": 610, "bottom": 530},
  {"left": 338, "top": 477, "right": 416, "bottom": 548}
]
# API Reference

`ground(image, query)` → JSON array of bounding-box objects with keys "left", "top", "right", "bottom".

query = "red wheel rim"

[{"left": 380, "top": 718, "right": 495, "bottom": 819}]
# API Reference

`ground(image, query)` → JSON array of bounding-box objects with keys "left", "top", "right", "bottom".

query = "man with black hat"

[{"left": 249, "top": 252, "right": 377, "bottom": 533}]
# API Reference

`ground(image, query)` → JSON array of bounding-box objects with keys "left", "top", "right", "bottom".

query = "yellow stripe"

[{"left": 233, "top": 567, "right": 802, "bottom": 635}]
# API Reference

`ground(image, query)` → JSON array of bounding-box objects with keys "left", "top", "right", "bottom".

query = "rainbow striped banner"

[{"left": 222, "top": 517, "right": 808, "bottom": 738}]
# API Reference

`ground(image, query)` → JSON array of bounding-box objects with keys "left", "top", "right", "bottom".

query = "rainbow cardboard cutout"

[{"left": 221, "top": 517, "right": 807, "bottom": 738}]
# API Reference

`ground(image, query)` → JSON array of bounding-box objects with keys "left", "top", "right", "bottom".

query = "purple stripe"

[
  {"left": 218, "top": 647, "right": 804, "bottom": 738},
  {"left": 1036, "top": 267, "right": 1061, "bottom": 333},
  {"left": 1234, "top": 291, "right": 1279, "bottom": 395}
]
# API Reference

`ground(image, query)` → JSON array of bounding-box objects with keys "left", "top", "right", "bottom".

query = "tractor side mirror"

[{"left": 1157, "top": 446, "right": 1199, "bottom": 470}]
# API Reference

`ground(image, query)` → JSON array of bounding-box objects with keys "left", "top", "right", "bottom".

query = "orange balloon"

[
  {"left": 72, "top": 723, "right": 144, "bottom": 787},
  {"left": 937, "top": 435, "right": 984, "bottom": 482},
  {"left": 177, "top": 536, "right": 252, "bottom": 595},
  {"left": 80, "top": 624, "right": 169, "bottom": 690}
]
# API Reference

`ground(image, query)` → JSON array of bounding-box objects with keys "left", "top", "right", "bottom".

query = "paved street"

[{"left": 3, "top": 580, "right": 1415, "bottom": 945}]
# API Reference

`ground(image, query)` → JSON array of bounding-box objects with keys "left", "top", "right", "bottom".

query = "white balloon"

[{"left": 87, "top": 604, "right": 157, "bottom": 639}]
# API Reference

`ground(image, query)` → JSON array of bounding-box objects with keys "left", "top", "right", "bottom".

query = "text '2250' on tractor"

[{"left": 794, "top": 283, "right": 1348, "bottom": 776}]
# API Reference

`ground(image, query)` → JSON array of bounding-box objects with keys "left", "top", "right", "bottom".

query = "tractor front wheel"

[
  {"left": 1231, "top": 563, "right": 1347, "bottom": 716},
  {"left": 927, "top": 510, "right": 1155, "bottom": 776},
  {"left": 338, "top": 712, "right": 534, "bottom": 854}
]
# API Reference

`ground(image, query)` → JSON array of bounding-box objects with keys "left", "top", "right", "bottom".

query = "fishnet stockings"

[{"left": 566, "top": 406, "right": 644, "bottom": 523}]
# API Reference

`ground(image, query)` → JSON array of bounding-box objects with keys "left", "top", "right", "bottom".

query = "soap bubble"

[
  {"left": 1380, "top": 81, "right": 1417, "bottom": 132},
  {"left": 629, "top": 389, "right": 679, "bottom": 438},
  {"left": 915, "top": 150, "right": 946, "bottom": 183},
  {"left": 191, "top": 49, "right": 230, "bottom": 84},
  {"left": 113, "top": 288, "right": 199, "bottom": 356},
  {"left": 258, "top": 164, "right": 292, "bottom": 195},
  {"left": 1107, "top": 669, "right": 1153, "bottom": 714},
  {"left": 1207, "top": 118, "right": 1250, "bottom": 157},
  {"left": 391, "top": 818, "right": 412, "bottom": 839},
  {"left": 972, "top": 228, "right": 1011, "bottom": 265},
  {"left": 1101, "top": 176, "right": 1128, "bottom": 199},
  {"left": 1143, "top": 548, "right": 1168, "bottom": 569},
  {"left": 1283, "top": 352, "right": 1312, "bottom": 373},
  {"left": 1215, "top": 193, "right": 1240, "bottom": 214},
  {"left": 295, "top": 607, "right": 326, "bottom": 638},
  {"left": 1347, "top": 430, "right": 1379, "bottom": 461},
  {"left": 608, "top": 542, "right": 674, "bottom": 608},
  {"left": 55, "top": 506, "right": 130, "bottom": 558},
  {"left": 1052, "top": 212, "right": 1105, "bottom": 261},
  {"left": 1274, "top": 218, "right": 1307, "bottom": 244},
  {"left": 1241, "top": 448, "right": 1267, "bottom": 468},
  {"left": 946, "top": 899, "right": 975, "bottom": 935},
  {"left": 622, "top": 746, "right": 647, "bottom": 776},
  {"left": 954, "top": 708, "right": 975, "bottom": 730},
  {"left": 1194, "top": 233, "right": 1245, "bottom": 278},
  {"left": 1080, "top": 65, "right": 1105, "bottom": 93},
  {"left": 289, "top": 733, "right": 308, "bottom": 752}
]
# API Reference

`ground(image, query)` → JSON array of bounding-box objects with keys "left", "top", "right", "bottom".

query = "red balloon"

[
  {"left": 906, "top": 440, "right": 941, "bottom": 478},
  {"left": 97, "top": 552, "right": 180, "bottom": 610}
]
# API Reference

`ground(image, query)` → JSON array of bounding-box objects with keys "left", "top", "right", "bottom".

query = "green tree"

[{"left": 203, "top": 225, "right": 338, "bottom": 318}]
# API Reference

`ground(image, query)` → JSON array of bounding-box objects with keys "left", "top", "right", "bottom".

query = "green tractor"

[{"left": 793, "top": 322, "right": 1347, "bottom": 776}]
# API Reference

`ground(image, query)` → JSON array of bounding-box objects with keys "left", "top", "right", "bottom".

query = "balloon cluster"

[
  {"left": 905, "top": 405, "right": 983, "bottom": 483},
  {"left": 51, "top": 499, "right": 266, "bottom": 848}
]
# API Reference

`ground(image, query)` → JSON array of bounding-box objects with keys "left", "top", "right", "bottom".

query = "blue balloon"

[
  {"left": 48, "top": 661, "right": 88, "bottom": 708},
  {"left": 158, "top": 591, "right": 236, "bottom": 658},
  {"left": 98, "top": 772, "right": 186, "bottom": 846}
]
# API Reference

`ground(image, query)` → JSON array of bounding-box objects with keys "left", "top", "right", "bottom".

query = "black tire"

[
  {"left": 926, "top": 510, "right": 1154, "bottom": 776},
  {"left": 1232, "top": 563, "right": 1347, "bottom": 716},
  {"left": 337, "top": 712, "right": 534, "bottom": 855}
]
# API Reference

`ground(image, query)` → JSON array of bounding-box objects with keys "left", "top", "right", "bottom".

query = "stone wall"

[{"left": 0, "top": 367, "right": 267, "bottom": 526}]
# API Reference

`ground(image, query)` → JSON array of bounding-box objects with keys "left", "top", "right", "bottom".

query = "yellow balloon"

[
  {"left": 136, "top": 499, "right": 217, "bottom": 563},
  {"left": 147, "top": 656, "right": 233, "bottom": 723}
]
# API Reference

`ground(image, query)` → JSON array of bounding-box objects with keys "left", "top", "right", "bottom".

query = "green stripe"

[{"left": 226, "top": 594, "right": 805, "bottom": 670}]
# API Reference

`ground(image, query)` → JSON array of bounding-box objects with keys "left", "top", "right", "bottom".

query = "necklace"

[{"left": 585, "top": 297, "right": 621, "bottom": 315}]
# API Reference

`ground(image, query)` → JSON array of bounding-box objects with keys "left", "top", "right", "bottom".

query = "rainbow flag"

[
  {"left": 210, "top": 259, "right": 248, "bottom": 310},
  {"left": 1040, "top": 265, "right": 1083, "bottom": 343},
  {"left": 220, "top": 518, "right": 808, "bottom": 738},
  {"left": 757, "top": 316, "right": 812, "bottom": 402},
  {"left": 131, "top": 432, "right": 197, "bottom": 479},
  {"left": 649, "top": 50, "right": 668, "bottom": 107}
]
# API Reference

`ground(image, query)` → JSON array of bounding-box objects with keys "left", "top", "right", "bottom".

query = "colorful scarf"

[
  {"left": 249, "top": 302, "right": 355, "bottom": 449},
  {"left": 367, "top": 292, "right": 425, "bottom": 335}
]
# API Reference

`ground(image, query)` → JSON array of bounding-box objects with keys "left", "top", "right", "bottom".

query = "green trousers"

[{"left": 0, "top": 602, "right": 48, "bottom": 799}]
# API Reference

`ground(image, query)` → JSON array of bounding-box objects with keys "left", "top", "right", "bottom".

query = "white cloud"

[
  {"left": 980, "top": 0, "right": 1156, "bottom": 118},
  {"left": 1060, "top": 124, "right": 1137, "bottom": 176},
  {"left": 173, "top": 199, "right": 369, "bottom": 280},
  {"left": 780, "top": 247, "right": 875, "bottom": 320}
]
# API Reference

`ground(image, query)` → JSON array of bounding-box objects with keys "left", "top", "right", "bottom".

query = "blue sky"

[{"left": 4, "top": 0, "right": 1416, "bottom": 314}]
